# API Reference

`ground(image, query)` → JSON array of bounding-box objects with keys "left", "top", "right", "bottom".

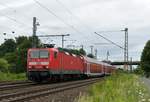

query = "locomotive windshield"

[
  {"left": 30, "top": 50, "right": 49, "bottom": 58},
  {"left": 40, "top": 50, "right": 49, "bottom": 58}
]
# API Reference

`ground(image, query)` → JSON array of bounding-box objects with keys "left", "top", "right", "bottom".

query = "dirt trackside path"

[{"left": 141, "top": 77, "right": 150, "bottom": 91}]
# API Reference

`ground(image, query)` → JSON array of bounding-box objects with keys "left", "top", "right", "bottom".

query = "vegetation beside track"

[
  {"left": 78, "top": 73, "right": 150, "bottom": 102},
  {"left": 141, "top": 40, "right": 150, "bottom": 77},
  {"left": 0, "top": 72, "right": 26, "bottom": 81}
]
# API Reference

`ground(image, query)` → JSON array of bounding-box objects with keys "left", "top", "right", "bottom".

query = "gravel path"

[
  {"left": 28, "top": 85, "right": 89, "bottom": 102},
  {"left": 141, "top": 77, "right": 150, "bottom": 91}
]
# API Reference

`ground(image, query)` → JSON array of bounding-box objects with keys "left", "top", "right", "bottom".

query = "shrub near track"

[
  {"left": 78, "top": 73, "right": 150, "bottom": 102},
  {"left": 0, "top": 72, "right": 26, "bottom": 81}
]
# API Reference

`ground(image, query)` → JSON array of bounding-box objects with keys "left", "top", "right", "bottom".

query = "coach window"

[{"left": 54, "top": 52, "right": 57, "bottom": 58}]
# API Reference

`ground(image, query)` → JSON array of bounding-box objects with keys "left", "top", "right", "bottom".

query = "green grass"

[
  {"left": 0, "top": 72, "right": 27, "bottom": 81},
  {"left": 78, "top": 73, "right": 150, "bottom": 102}
]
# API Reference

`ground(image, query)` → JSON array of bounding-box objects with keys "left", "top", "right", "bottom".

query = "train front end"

[{"left": 27, "top": 48, "right": 50, "bottom": 82}]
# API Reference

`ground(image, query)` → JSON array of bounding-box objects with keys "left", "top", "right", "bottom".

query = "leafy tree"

[
  {"left": 15, "top": 37, "right": 35, "bottom": 73},
  {"left": 70, "top": 49, "right": 80, "bottom": 55},
  {"left": 141, "top": 40, "right": 150, "bottom": 77},
  {"left": 0, "top": 39, "right": 16, "bottom": 57},
  {"left": 133, "top": 66, "right": 144, "bottom": 75},
  {"left": 15, "top": 48, "right": 27, "bottom": 73},
  {"left": 29, "top": 36, "right": 42, "bottom": 48},
  {"left": 15, "top": 36, "right": 28, "bottom": 45},
  {"left": 16, "top": 36, "right": 41, "bottom": 48},
  {"left": 0, "top": 58, "right": 10, "bottom": 72},
  {"left": 79, "top": 48, "right": 86, "bottom": 55},
  {"left": 18, "top": 38, "right": 32, "bottom": 49},
  {"left": 4, "top": 52, "right": 16, "bottom": 64},
  {"left": 87, "top": 53, "right": 95, "bottom": 58},
  {"left": 15, "top": 36, "right": 42, "bottom": 73},
  {"left": 3, "top": 52, "right": 17, "bottom": 73},
  {"left": 0, "top": 36, "right": 41, "bottom": 73}
]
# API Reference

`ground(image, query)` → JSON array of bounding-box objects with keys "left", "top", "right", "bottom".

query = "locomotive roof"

[{"left": 28, "top": 48, "right": 58, "bottom": 51}]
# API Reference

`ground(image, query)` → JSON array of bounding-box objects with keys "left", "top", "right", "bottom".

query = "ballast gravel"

[{"left": 28, "top": 85, "right": 89, "bottom": 102}]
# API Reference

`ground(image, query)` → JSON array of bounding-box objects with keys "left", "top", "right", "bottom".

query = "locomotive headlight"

[
  {"left": 46, "top": 66, "right": 49, "bottom": 68},
  {"left": 28, "top": 66, "right": 32, "bottom": 68}
]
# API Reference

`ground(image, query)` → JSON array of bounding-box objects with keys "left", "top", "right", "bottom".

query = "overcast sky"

[{"left": 0, "top": 0, "right": 149, "bottom": 61}]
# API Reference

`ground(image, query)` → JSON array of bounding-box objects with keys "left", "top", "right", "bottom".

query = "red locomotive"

[{"left": 27, "top": 47, "right": 115, "bottom": 82}]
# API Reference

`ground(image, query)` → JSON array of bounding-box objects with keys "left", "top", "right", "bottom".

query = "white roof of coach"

[
  {"left": 104, "top": 63, "right": 112, "bottom": 67},
  {"left": 84, "top": 57, "right": 103, "bottom": 65},
  {"left": 84, "top": 56, "right": 113, "bottom": 66}
]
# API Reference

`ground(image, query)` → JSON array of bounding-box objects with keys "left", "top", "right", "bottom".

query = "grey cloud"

[{"left": 0, "top": 0, "right": 149, "bottom": 61}]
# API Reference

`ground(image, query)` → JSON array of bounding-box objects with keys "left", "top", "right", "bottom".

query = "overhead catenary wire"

[
  {"left": 94, "top": 32, "right": 124, "bottom": 49},
  {"left": 0, "top": 13, "right": 45, "bottom": 36},
  {"left": 0, "top": 2, "right": 30, "bottom": 26},
  {"left": 55, "top": 0, "right": 91, "bottom": 29},
  {"left": 0, "top": 2, "right": 48, "bottom": 36},
  {"left": 0, "top": 2, "right": 16, "bottom": 12},
  {"left": 55, "top": 0, "right": 124, "bottom": 51},
  {"left": 55, "top": 0, "right": 98, "bottom": 41},
  {"left": 0, "top": 0, "right": 124, "bottom": 54},
  {"left": 33, "top": 0, "right": 97, "bottom": 47},
  {"left": 0, "top": 5, "right": 30, "bottom": 37},
  {"left": 0, "top": 13, "right": 32, "bottom": 37},
  {"left": 0, "top": 1, "right": 75, "bottom": 46},
  {"left": 0, "top": 7, "right": 33, "bottom": 30},
  {"left": 55, "top": 0, "right": 125, "bottom": 50},
  {"left": 0, "top": 2, "right": 52, "bottom": 37},
  {"left": 33, "top": 0, "right": 83, "bottom": 35},
  {"left": 98, "top": 30, "right": 123, "bottom": 33},
  {"left": 94, "top": 43, "right": 112, "bottom": 45},
  {"left": 55, "top": 0, "right": 125, "bottom": 58},
  {"left": 55, "top": 0, "right": 75, "bottom": 18},
  {"left": 0, "top": 2, "right": 31, "bottom": 20},
  {"left": 0, "top": 13, "right": 28, "bottom": 27}
]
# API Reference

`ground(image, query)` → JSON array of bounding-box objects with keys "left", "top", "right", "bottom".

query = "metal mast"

[
  {"left": 37, "top": 34, "right": 70, "bottom": 48},
  {"left": 90, "top": 45, "right": 94, "bottom": 55},
  {"left": 123, "top": 28, "right": 128, "bottom": 70},
  {"left": 32, "top": 17, "right": 40, "bottom": 48},
  {"left": 95, "top": 28, "right": 129, "bottom": 70},
  {"left": 95, "top": 49, "right": 97, "bottom": 59},
  {"left": 32, "top": 17, "right": 37, "bottom": 48}
]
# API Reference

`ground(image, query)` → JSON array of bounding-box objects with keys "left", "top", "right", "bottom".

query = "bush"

[
  {"left": 0, "top": 72, "right": 26, "bottom": 81},
  {"left": 133, "top": 66, "right": 144, "bottom": 75},
  {"left": 141, "top": 40, "right": 150, "bottom": 77},
  {"left": 78, "top": 73, "right": 150, "bottom": 102},
  {"left": 0, "top": 58, "right": 10, "bottom": 72},
  {"left": 87, "top": 53, "right": 95, "bottom": 58}
]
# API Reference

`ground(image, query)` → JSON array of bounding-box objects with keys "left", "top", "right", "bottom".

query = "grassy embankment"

[
  {"left": 0, "top": 72, "right": 26, "bottom": 81},
  {"left": 78, "top": 73, "right": 150, "bottom": 102}
]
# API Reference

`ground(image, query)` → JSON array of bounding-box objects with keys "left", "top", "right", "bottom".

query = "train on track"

[{"left": 27, "top": 46, "right": 116, "bottom": 82}]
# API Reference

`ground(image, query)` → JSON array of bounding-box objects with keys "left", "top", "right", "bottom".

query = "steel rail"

[{"left": 0, "top": 78, "right": 102, "bottom": 102}]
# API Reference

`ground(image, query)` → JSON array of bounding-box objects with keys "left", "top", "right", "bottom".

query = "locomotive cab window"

[
  {"left": 40, "top": 50, "right": 49, "bottom": 58},
  {"left": 30, "top": 50, "right": 39, "bottom": 58},
  {"left": 30, "top": 50, "right": 49, "bottom": 58},
  {"left": 54, "top": 52, "right": 57, "bottom": 58}
]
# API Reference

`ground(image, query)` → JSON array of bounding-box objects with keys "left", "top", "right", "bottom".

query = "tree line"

[
  {"left": 140, "top": 40, "right": 150, "bottom": 77},
  {"left": 0, "top": 36, "right": 41, "bottom": 73},
  {"left": 133, "top": 40, "right": 150, "bottom": 77}
]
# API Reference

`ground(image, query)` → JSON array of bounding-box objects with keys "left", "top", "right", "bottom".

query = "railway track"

[
  {"left": 0, "top": 80, "right": 31, "bottom": 86},
  {"left": 0, "top": 81, "right": 34, "bottom": 91},
  {"left": 0, "top": 78, "right": 102, "bottom": 102}
]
